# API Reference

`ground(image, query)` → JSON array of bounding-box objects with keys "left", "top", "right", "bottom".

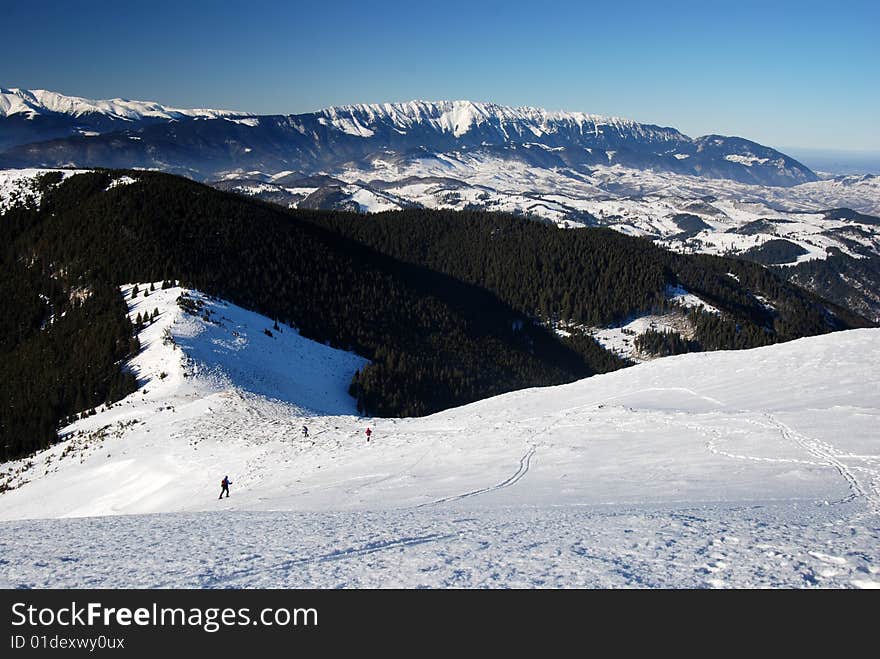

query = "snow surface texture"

[{"left": 1, "top": 286, "right": 878, "bottom": 588}]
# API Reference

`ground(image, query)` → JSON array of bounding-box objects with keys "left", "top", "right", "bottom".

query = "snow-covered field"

[
  {"left": 6, "top": 503, "right": 877, "bottom": 589},
  {"left": 1, "top": 285, "right": 878, "bottom": 588}
]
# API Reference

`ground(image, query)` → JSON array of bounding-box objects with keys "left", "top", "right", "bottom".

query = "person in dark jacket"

[
  {"left": 365, "top": 427, "right": 372, "bottom": 442},
  {"left": 219, "top": 475, "right": 232, "bottom": 499}
]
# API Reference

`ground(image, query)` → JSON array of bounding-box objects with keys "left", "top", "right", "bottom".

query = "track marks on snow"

[
  {"left": 693, "top": 406, "right": 879, "bottom": 513},
  {"left": 199, "top": 532, "right": 458, "bottom": 587},
  {"left": 766, "top": 414, "right": 878, "bottom": 511},
  {"left": 418, "top": 446, "right": 536, "bottom": 508}
]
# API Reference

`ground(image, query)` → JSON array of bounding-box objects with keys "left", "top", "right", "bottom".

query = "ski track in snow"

[
  {"left": 189, "top": 532, "right": 461, "bottom": 588},
  {"left": 683, "top": 390, "right": 880, "bottom": 514},
  {"left": 418, "top": 446, "right": 536, "bottom": 508}
]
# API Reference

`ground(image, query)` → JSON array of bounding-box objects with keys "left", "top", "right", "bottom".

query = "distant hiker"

[
  {"left": 365, "top": 427, "right": 372, "bottom": 443},
  {"left": 302, "top": 425, "right": 309, "bottom": 439},
  {"left": 219, "top": 475, "right": 232, "bottom": 499}
]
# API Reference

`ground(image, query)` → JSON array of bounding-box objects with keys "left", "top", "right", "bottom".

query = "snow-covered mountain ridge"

[
  {"left": 0, "top": 87, "right": 247, "bottom": 121},
  {"left": 0, "top": 88, "right": 815, "bottom": 187},
  {"left": 310, "top": 99, "right": 683, "bottom": 142},
  {"left": 0, "top": 90, "right": 696, "bottom": 143}
]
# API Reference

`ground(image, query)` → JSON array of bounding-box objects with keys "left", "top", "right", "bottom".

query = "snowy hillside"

[
  {"left": 0, "top": 167, "right": 79, "bottom": 212},
  {"left": 324, "top": 155, "right": 880, "bottom": 257},
  {"left": 555, "top": 284, "right": 719, "bottom": 363},
  {"left": 0, "top": 283, "right": 367, "bottom": 517},
  {"left": 0, "top": 283, "right": 877, "bottom": 587}
]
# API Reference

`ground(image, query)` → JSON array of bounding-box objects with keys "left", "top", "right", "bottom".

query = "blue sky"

[{"left": 1, "top": 0, "right": 877, "bottom": 150}]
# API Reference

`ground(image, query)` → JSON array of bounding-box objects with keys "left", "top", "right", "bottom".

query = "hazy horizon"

[{"left": 780, "top": 147, "right": 880, "bottom": 176}]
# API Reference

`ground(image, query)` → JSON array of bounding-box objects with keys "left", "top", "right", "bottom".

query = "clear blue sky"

[{"left": 1, "top": 0, "right": 877, "bottom": 150}]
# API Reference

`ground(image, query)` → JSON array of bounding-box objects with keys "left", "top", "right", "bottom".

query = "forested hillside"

[
  {"left": 0, "top": 171, "right": 612, "bottom": 459},
  {"left": 781, "top": 252, "right": 880, "bottom": 324},
  {"left": 313, "top": 210, "right": 870, "bottom": 349},
  {"left": 0, "top": 170, "right": 871, "bottom": 460}
]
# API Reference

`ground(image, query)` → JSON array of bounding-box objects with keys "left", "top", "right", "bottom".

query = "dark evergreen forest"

[{"left": 313, "top": 210, "right": 869, "bottom": 348}]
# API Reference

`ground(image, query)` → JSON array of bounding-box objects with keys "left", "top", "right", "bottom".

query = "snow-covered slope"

[
  {"left": 0, "top": 284, "right": 367, "bottom": 517},
  {"left": 0, "top": 88, "right": 246, "bottom": 121},
  {"left": 0, "top": 283, "right": 878, "bottom": 587},
  {"left": 0, "top": 167, "right": 78, "bottom": 212}
]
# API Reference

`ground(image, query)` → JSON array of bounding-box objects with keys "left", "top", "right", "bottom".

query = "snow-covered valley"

[
  {"left": 220, "top": 157, "right": 880, "bottom": 268},
  {"left": 1, "top": 284, "right": 878, "bottom": 588}
]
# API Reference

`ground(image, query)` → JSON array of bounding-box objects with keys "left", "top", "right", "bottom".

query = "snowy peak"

[
  {"left": 310, "top": 99, "right": 685, "bottom": 143},
  {"left": 0, "top": 87, "right": 248, "bottom": 121}
]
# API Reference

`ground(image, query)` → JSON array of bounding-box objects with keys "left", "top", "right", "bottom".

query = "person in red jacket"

[{"left": 365, "top": 427, "right": 372, "bottom": 443}]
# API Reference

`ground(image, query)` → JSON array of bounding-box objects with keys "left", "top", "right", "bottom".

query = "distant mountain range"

[
  {"left": 0, "top": 88, "right": 816, "bottom": 187},
  {"left": 0, "top": 88, "right": 246, "bottom": 151},
  {"left": 3, "top": 88, "right": 879, "bottom": 323}
]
